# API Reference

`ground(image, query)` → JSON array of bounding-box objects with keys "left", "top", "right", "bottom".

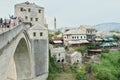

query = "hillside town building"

[
  {"left": 63, "top": 25, "right": 97, "bottom": 46},
  {"left": 50, "top": 47, "right": 66, "bottom": 62},
  {"left": 63, "top": 28, "right": 89, "bottom": 46},
  {"left": 79, "top": 25, "right": 96, "bottom": 41},
  {"left": 66, "top": 51, "right": 82, "bottom": 65}
]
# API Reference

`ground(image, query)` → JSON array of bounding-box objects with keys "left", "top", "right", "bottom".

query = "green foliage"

[
  {"left": 113, "top": 35, "right": 120, "bottom": 40},
  {"left": 48, "top": 50, "right": 120, "bottom": 80},
  {"left": 48, "top": 34, "right": 54, "bottom": 39},
  {"left": 87, "top": 44, "right": 98, "bottom": 49},
  {"left": 96, "top": 69, "right": 111, "bottom": 80},
  {"left": 75, "top": 46, "right": 87, "bottom": 54},
  {"left": 76, "top": 65, "right": 87, "bottom": 80},
  {"left": 118, "top": 48, "right": 120, "bottom": 52},
  {"left": 49, "top": 50, "right": 65, "bottom": 73},
  {"left": 76, "top": 72, "right": 87, "bottom": 80},
  {"left": 86, "top": 62, "right": 94, "bottom": 74},
  {"left": 65, "top": 46, "right": 69, "bottom": 51},
  {"left": 70, "top": 63, "right": 78, "bottom": 73},
  {"left": 102, "top": 48, "right": 109, "bottom": 53},
  {"left": 94, "top": 51, "right": 120, "bottom": 80},
  {"left": 110, "top": 30, "right": 120, "bottom": 33},
  {"left": 47, "top": 74, "right": 56, "bottom": 80},
  {"left": 55, "top": 30, "right": 61, "bottom": 35},
  {"left": 118, "top": 58, "right": 120, "bottom": 64},
  {"left": 48, "top": 50, "right": 59, "bottom": 80}
]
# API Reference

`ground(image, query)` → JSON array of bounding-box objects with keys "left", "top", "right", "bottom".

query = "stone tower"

[
  {"left": 14, "top": 1, "right": 45, "bottom": 26},
  {"left": 15, "top": 1, "right": 48, "bottom": 80}
]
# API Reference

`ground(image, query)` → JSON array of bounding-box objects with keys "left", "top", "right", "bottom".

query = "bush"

[
  {"left": 75, "top": 46, "right": 87, "bottom": 56},
  {"left": 76, "top": 72, "right": 87, "bottom": 80},
  {"left": 76, "top": 65, "right": 87, "bottom": 80},
  {"left": 65, "top": 46, "right": 69, "bottom": 51},
  {"left": 70, "top": 63, "right": 78, "bottom": 73},
  {"left": 48, "top": 34, "right": 54, "bottom": 39},
  {"left": 55, "top": 30, "right": 61, "bottom": 35},
  {"left": 47, "top": 74, "right": 56, "bottom": 80},
  {"left": 96, "top": 69, "right": 111, "bottom": 80},
  {"left": 87, "top": 44, "right": 98, "bottom": 49},
  {"left": 102, "top": 48, "right": 109, "bottom": 53},
  {"left": 118, "top": 58, "right": 120, "bottom": 64},
  {"left": 86, "top": 62, "right": 94, "bottom": 73}
]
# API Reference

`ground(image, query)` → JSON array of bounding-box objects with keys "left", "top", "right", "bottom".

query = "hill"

[{"left": 94, "top": 23, "right": 120, "bottom": 32}]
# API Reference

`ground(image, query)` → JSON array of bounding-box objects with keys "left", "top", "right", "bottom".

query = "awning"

[
  {"left": 100, "top": 42, "right": 113, "bottom": 47},
  {"left": 68, "top": 40, "right": 89, "bottom": 44},
  {"left": 111, "top": 42, "right": 119, "bottom": 46},
  {"left": 53, "top": 40, "right": 62, "bottom": 44},
  {"left": 102, "top": 38, "right": 109, "bottom": 41},
  {"left": 108, "top": 37, "right": 115, "bottom": 41},
  {"left": 103, "top": 37, "right": 115, "bottom": 41}
]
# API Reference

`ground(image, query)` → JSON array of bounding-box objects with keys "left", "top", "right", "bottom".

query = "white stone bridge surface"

[{"left": 0, "top": 23, "right": 48, "bottom": 80}]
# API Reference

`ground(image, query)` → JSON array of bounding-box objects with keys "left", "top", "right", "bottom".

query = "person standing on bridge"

[
  {"left": 3, "top": 19, "right": 7, "bottom": 28},
  {"left": 0, "top": 18, "right": 3, "bottom": 28}
]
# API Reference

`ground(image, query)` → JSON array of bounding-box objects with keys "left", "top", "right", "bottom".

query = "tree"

[
  {"left": 55, "top": 30, "right": 61, "bottom": 35},
  {"left": 113, "top": 35, "right": 120, "bottom": 41},
  {"left": 75, "top": 46, "right": 88, "bottom": 56},
  {"left": 48, "top": 34, "right": 54, "bottom": 39}
]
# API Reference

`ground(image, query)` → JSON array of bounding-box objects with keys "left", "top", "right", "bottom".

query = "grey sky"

[{"left": 0, "top": 0, "right": 120, "bottom": 29}]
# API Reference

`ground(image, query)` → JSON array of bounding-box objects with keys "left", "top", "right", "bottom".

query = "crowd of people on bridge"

[{"left": 0, "top": 15, "right": 22, "bottom": 28}]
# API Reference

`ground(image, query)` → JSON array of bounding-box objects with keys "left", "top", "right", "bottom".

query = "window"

[
  {"left": 25, "top": 16, "right": 28, "bottom": 20},
  {"left": 57, "top": 60, "right": 60, "bottom": 62},
  {"left": 35, "top": 18, "right": 38, "bottom": 21},
  {"left": 58, "top": 53, "right": 60, "bottom": 56},
  {"left": 30, "top": 18, "right": 33, "bottom": 21},
  {"left": 75, "top": 36, "right": 76, "bottom": 39},
  {"left": 81, "top": 36, "right": 82, "bottom": 39},
  {"left": 38, "top": 9, "right": 41, "bottom": 13},
  {"left": 84, "top": 36, "right": 86, "bottom": 38},
  {"left": 62, "top": 59, "right": 64, "bottom": 62},
  {"left": 77, "top": 36, "right": 79, "bottom": 39},
  {"left": 33, "top": 32, "right": 36, "bottom": 37},
  {"left": 28, "top": 8, "right": 31, "bottom": 12},
  {"left": 40, "top": 32, "right": 43, "bottom": 36},
  {"left": 20, "top": 8, "right": 23, "bottom": 11},
  {"left": 72, "top": 36, "right": 74, "bottom": 39}
]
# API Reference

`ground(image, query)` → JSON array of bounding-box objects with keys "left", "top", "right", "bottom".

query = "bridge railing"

[{"left": 0, "top": 23, "right": 30, "bottom": 50}]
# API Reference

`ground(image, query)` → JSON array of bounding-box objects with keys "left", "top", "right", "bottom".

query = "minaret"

[{"left": 54, "top": 17, "right": 56, "bottom": 30}]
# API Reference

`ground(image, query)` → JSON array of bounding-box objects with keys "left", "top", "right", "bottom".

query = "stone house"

[
  {"left": 79, "top": 25, "right": 96, "bottom": 41},
  {"left": 63, "top": 28, "right": 89, "bottom": 46},
  {"left": 50, "top": 47, "right": 66, "bottom": 63},
  {"left": 66, "top": 51, "right": 82, "bottom": 65}
]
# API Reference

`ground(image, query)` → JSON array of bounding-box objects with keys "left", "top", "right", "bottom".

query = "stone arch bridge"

[{"left": 0, "top": 24, "right": 48, "bottom": 80}]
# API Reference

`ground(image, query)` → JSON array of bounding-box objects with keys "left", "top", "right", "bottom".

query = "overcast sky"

[{"left": 0, "top": 0, "right": 120, "bottom": 29}]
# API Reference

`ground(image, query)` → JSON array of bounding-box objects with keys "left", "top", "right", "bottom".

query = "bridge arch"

[
  {"left": 7, "top": 31, "right": 32, "bottom": 80},
  {"left": 14, "top": 38, "right": 31, "bottom": 80},
  {"left": 0, "top": 24, "right": 48, "bottom": 80}
]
